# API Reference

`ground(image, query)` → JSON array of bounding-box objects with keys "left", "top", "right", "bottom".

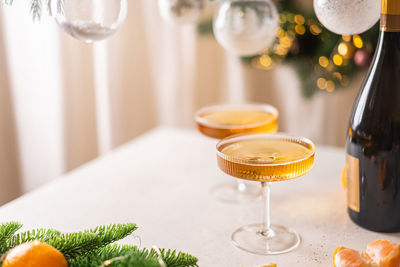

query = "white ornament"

[
  {"left": 314, "top": 0, "right": 380, "bottom": 35},
  {"left": 213, "top": 0, "right": 279, "bottom": 56},
  {"left": 53, "top": 0, "right": 128, "bottom": 43},
  {"left": 158, "top": 0, "right": 205, "bottom": 24}
]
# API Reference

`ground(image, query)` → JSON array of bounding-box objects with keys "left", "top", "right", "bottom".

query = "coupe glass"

[
  {"left": 195, "top": 103, "right": 278, "bottom": 203},
  {"left": 216, "top": 133, "right": 315, "bottom": 254}
]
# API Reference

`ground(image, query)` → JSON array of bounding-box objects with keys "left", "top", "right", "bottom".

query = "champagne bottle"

[{"left": 346, "top": 0, "right": 400, "bottom": 232}]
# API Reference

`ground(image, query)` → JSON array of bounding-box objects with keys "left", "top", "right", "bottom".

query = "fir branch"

[
  {"left": 71, "top": 246, "right": 198, "bottom": 267},
  {"left": 158, "top": 248, "right": 198, "bottom": 267},
  {"left": 69, "top": 244, "right": 143, "bottom": 267},
  {"left": 57, "top": 0, "right": 64, "bottom": 14},
  {"left": 48, "top": 232, "right": 103, "bottom": 260},
  {"left": 49, "top": 223, "right": 137, "bottom": 260},
  {"left": 0, "top": 222, "right": 198, "bottom": 267},
  {"left": 100, "top": 251, "right": 162, "bottom": 267},
  {"left": 2, "top": 228, "right": 60, "bottom": 256},
  {"left": 30, "top": 0, "right": 42, "bottom": 21},
  {"left": 0, "top": 222, "right": 23, "bottom": 255},
  {"left": 85, "top": 223, "right": 138, "bottom": 247},
  {"left": 120, "top": 247, "right": 198, "bottom": 267},
  {"left": 3, "top": 0, "right": 14, "bottom": 5}
]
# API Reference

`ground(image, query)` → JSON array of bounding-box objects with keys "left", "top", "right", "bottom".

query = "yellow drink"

[
  {"left": 195, "top": 104, "right": 278, "bottom": 139},
  {"left": 217, "top": 135, "right": 315, "bottom": 182}
]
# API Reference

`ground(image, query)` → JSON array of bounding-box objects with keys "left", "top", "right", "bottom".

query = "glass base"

[
  {"left": 232, "top": 224, "right": 301, "bottom": 255},
  {"left": 210, "top": 181, "right": 260, "bottom": 204}
]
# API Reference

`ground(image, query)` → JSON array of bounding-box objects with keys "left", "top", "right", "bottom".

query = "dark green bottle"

[{"left": 346, "top": 0, "right": 400, "bottom": 232}]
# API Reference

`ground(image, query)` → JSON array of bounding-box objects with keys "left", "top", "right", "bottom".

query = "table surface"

[{"left": 0, "top": 127, "right": 399, "bottom": 267}]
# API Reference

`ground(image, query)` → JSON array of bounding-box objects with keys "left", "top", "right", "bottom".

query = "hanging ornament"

[
  {"left": 213, "top": 0, "right": 279, "bottom": 56},
  {"left": 158, "top": 0, "right": 205, "bottom": 24},
  {"left": 313, "top": 0, "right": 380, "bottom": 35},
  {"left": 53, "top": 0, "right": 128, "bottom": 43}
]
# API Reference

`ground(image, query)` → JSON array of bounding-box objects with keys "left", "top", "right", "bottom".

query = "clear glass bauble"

[
  {"left": 53, "top": 0, "right": 128, "bottom": 43},
  {"left": 158, "top": 0, "right": 205, "bottom": 24},
  {"left": 213, "top": 0, "right": 279, "bottom": 56},
  {"left": 313, "top": 0, "right": 380, "bottom": 35}
]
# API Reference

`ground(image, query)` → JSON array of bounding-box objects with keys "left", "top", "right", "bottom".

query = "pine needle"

[
  {"left": 85, "top": 223, "right": 138, "bottom": 246},
  {"left": 158, "top": 248, "right": 199, "bottom": 267},
  {"left": 30, "top": 0, "right": 42, "bottom": 21},
  {"left": 0, "top": 222, "right": 198, "bottom": 267},
  {"left": 69, "top": 246, "right": 198, "bottom": 267},
  {"left": 108, "top": 247, "right": 198, "bottom": 267},
  {"left": 69, "top": 244, "right": 139, "bottom": 267},
  {"left": 48, "top": 232, "right": 103, "bottom": 260},
  {"left": 5, "top": 228, "right": 61, "bottom": 250},
  {"left": 0, "top": 222, "right": 23, "bottom": 255}
]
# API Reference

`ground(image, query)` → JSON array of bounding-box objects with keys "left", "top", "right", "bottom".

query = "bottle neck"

[{"left": 381, "top": 0, "right": 400, "bottom": 32}]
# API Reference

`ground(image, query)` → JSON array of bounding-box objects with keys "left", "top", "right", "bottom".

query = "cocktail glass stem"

[{"left": 260, "top": 182, "right": 274, "bottom": 237}]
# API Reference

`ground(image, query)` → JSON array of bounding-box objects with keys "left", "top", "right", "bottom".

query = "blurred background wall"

[{"left": 0, "top": 0, "right": 362, "bottom": 204}]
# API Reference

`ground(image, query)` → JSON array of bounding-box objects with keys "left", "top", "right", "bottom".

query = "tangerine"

[
  {"left": 364, "top": 240, "right": 400, "bottom": 267},
  {"left": 333, "top": 246, "right": 375, "bottom": 267},
  {"left": 2, "top": 240, "right": 68, "bottom": 267}
]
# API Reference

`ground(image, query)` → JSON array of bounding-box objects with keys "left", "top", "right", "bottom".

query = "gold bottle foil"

[{"left": 381, "top": 0, "right": 400, "bottom": 32}]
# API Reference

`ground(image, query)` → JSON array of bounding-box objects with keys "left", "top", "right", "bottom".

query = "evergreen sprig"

[
  {"left": 85, "top": 223, "right": 138, "bottom": 247},
  {"left": 96, "top": 247, "right": 198, "bottom": 267},
  {"left": 3, "top": 228, "right": 61, "bottom": 255},
  {"left": 70, "top": 245, "right": 162, "bottom": 267},
  {"left": 3, "top": 0, "right": 52, "bottom": 20},
  {"left": 49, "top": 232, "right": 103, "bottom": 260},
  {"left": 0, "top": 222, "right": 198, "bottom": 267},
  {"left": 30, "top": 0, "right": 42, "bottom": 20},
  {"left": 157, "top": 248, "right": 198, "bottom": 267},
  {"left": 0, "top": 222, "right": 22, "bottom": 255},
  {"left": 69, "top": 244, "right": 137, "bottom": 267}
]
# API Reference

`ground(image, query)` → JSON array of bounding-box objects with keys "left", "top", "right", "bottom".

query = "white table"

[{"left": 0, "top": 127, "right": 399, "bottom": 266}]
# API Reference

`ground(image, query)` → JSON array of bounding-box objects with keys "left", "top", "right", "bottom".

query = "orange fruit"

[
  {"left": 2, "top": 240, "right": 68, "bottom": 267},
  {"left": 364, "top": 240, "right": 400, "bottom": 267},
  {"left": 333, "top": 246, "right": 375, "bottom": 267}
]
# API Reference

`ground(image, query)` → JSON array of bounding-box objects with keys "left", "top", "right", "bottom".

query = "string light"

[
  {"left": 259, "top": 54, "right": 273, "bottom": 69},
  {"left": 294, "top": 14, "right": 305, "bottom": 25},
  {"left": 310, "top": 24, "right": 322, "bottom": 35},
  {"left": 277, "top": 28, "right": 285, "bottom": 38},
  {"left": 273, "top": 45, "right": 287, "bottom": 55},
  {"left": 317, "top": 77, "right": 327, "bottom": 90},
  {"left": 342, "top": 35, "right": 351, "bottom": 42},
  {"left": 280, "top": 36, "right": 292, "bottom": 48},
  {"left": 246, "top": 9, "right": 374, "bottom": 96},
  {"left": 338, "top": 42, "right": 348, "bottom": 56},
  {"left": 333, "top": 54, "right": 343, "bottom": 66},
  {"left": 332, "top": 71, "right": 343, "bottom": 81},
  {"left": 353, "top": 35, "right": 364, "bottom": 48},
  {"left": 326, "top": 80, "right": 335, "bottom": 92},
  {"left": 319, "top": 56, "right": 329, "bottom": 68},
  {"left": 295, "top": 25, "right": 306, "bottom": 35}
]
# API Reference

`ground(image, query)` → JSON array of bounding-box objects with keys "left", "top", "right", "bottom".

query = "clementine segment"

[
  {"left": 333, "top": 246, "right": 375, "bottom": 267},
  {"left": 2, "top": 240, "right": 68, "bottom": 267},
  {"left": 364, "top": 240, "right": 400, "bottom": 267},
  {"left": 333, "top": 240, "right": 400, "bottom": 267}
]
